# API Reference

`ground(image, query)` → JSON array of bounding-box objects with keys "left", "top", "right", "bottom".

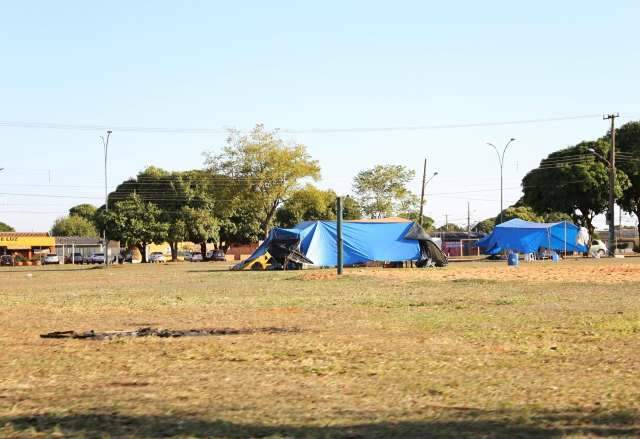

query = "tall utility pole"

[
  {"left": 467, "top": 202, "right": 471, "bottom": 235},
  {"left": 418, "top": 158, "right": 438, "bottom": 226},
  {"left": 101, "top": 130, "right": 112, "bottom": 267},
  {"left": 604, "top": 113, "right": 619, "bottom": 257},
  {"left": 487, "top": 138, "right": 516, "bottom": 224}
]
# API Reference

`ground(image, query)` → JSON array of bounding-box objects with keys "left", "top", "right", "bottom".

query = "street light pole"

[
  {"left": 100, "top": 131, "right": 112, "bottom": 267},
  {"left": 418, "top": 158, "right": 438, "bottom": 226},
  {"left": 487, "top": 138, "right": 516, "bottom": 224}
]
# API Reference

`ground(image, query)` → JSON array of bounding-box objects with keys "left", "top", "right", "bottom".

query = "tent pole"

[
  {"left": 336, "top": 196, "right": 343, "bottom": 275},
  {"left": 564, "top": 221, "right": 567, "bottom": 257}
]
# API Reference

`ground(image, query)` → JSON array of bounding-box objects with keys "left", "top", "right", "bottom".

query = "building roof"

[
  {"left": 0, "top": 232, "right": 50, "bottom": 237},
  {"left": 54, "top": 236, "right": 102, "bottom": 246}
]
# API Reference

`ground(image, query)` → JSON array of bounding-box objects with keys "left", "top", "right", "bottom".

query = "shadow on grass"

[{"left": 2, "top": 409, "right": 639, "bottom": 438}]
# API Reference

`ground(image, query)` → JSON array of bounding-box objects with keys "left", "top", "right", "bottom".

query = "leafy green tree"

[
  {"left": 498, "top": 205, "right": 543, "bottom": 223},
  {"left": 69, "top": 204, "right": 98, "bottom": 223},
  {"left": 339, "top": 196, "right": 362, "bottom": 221},
  {"left": 616, "top": 121, "right": 640, "bottom": 239},
  {"left": 97, "top": 194, "right": 168, "bottom": 262},
  {"left": 0, "top": 221, "right": 14, "bottom": 232},
  {"left": 474, "top": 218, "right": 496, "bottom": 234},
  {"left": 178, "top": 207, "right": 220, "bottom": 256},
  {"left": 435, "top": 223, "right": 465, "bottom": 232},
  {"left": 51, "top": 215, "right": 99, "bottom": 237},
  {"left": 353, "top": 164, "right": 416, "bottom": 219},
  {"left": 205, "top": 124, "right": 321, "bottom": 238},
  {"left": 276, "top": 185, "right": 337, "bottom": 227},
  {"left": 218, "top": 204, "right": 263, "bottom": 246},
  {"left": 522, "top": 140, "right": 629, "bottom": 237}
]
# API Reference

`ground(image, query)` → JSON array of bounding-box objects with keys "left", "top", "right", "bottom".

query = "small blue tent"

[
  {"left": 234, "top": 220, "right": 447, "bottom": 269},
  {"left": 477, "top": 219, "right": 588, "bottom": 255}
]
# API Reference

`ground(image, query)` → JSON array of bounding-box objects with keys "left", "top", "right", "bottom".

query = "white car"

[
  {"left": 149, "top": 252, "right": 166, "bottom": 263},
  {"left": 90, "top": 253, "right": 105, "bottom": 264},
  {"left": 590, "top": 239, "right": 608, "bottom": 257},
  {"left": 43, "top": 254, "right": 60, "bottom": 265},
  {"left": 190, "top": 252, "right": 203, "bottom": 262}
]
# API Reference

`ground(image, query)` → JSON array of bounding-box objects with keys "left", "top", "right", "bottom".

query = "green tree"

[
  {"left": 205, "top": 124, "right": 321, "bottom": 238},
  {"left": 178, "top": 206, "right": 220, "bottom": 256},
  {"left": 0, "top": 221, "right": 14, "bottom": 232},
  {"left": 474, "top": 218, "right": 496, "bottom": 234},
  {"left": 69, "top": 204, "right": 98, "bottom": 223},
  {"left": 51, "top": 215, "right": 99, "bottom": 237},
  {"left": 435, "top": 223, "right": 465, "bottom": 232},
  {"left": 353, "top": 164, "right": 416, "bottom": 219},
  {"left": 522, "top": 140, "right": 629, "bottom": 237},
  {"left": 276, "top": 185, "right": 337, "bottom": 228},
  {"left": 616, "top": 121, "right": 640, "bottom": 239},
  {"left": 97, "top": 194, "right": 168, "bottom": 262}
]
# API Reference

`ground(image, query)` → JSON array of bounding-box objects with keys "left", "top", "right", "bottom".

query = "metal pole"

[
  {"left": 487, "top": 139, "right": 515, "bottom": 224},
  {"left": 336, "top": 196, "right": 343, "bottom": 275},
  {"left": 604, "top": 114, "right": 618, "bottom": 257},
  {"left": 419, "top": 158, "right": 427, "bottom": 225},
  {"left": 102, "top": 130, "right": 112, "bottom": 267}
]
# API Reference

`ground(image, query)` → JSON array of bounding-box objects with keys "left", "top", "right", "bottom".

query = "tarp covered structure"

[
  {"left": 233, "top": 220, "right": 447, "bottom": 270},
  {"left": 477, "top": 219, "right": 588, "bottom": 255}
]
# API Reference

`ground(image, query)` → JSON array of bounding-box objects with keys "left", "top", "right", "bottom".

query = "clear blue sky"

[{"left": 1, "top": 1, "right": 639, "bottom": 231}]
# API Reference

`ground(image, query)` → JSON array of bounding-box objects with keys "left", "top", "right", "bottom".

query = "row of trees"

[
  {"left": 51, "top": 125, "right": 432, "bottom": 261},
  {"left": 521, "top": 121, "right": 640, "bottom": 237},
  {"left": 0, "top": 221, "right": 14, "bottom": 232}
]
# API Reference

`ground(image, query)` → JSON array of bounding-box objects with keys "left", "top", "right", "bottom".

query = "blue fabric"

[
  {"left": 477, "top": 219, "right": 588, "bottom": 255},
  {"left": 243, "top": 221, "right": 423, "bottom": 267}
]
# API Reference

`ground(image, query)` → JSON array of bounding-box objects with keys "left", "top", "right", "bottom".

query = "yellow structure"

[{"left": 0, "top": 233, "right": 55, "bottom": 258}]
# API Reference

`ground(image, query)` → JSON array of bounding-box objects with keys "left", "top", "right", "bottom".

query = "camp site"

[{"left": 3, "top": 3, "right": 640, "bottom": 438}]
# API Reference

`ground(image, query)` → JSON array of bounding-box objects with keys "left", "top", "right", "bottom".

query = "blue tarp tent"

[
  {"left": 477, "top": 219, "right": 588, "bottom": 255},
  {"left": 234, "top": 220, "right": 447, "bottom": 269}
]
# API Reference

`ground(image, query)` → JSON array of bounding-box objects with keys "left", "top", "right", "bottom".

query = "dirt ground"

[{"left": 1, "top": 259, "right": 639, "bottom": 438}]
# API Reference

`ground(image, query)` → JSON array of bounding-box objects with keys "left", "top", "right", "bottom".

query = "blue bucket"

[{"left": 507, "top": 253, "right": 519, "bottom": 267}]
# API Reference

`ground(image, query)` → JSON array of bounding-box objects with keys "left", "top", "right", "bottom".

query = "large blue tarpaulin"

[
  {"left": 239, "top": 220, "right": 442, "bottom": 267},
  {"left": 477, "top": 219, "right": 588, "bottom": 255}
]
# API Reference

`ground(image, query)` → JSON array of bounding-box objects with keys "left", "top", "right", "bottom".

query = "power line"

[{"left": 0, "top": 113, "right": 604, "bottom": 135}]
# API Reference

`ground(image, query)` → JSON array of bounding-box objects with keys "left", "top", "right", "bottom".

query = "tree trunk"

[
  {"left": 200, "top": 242, "right": 207, "bottom": 260},
  {"left": 138, "top": 242, "right": 147, "bottom": 263},
  {"left": 170, "top": 242, "right": 178, "bottom": 262},
  {"left": 635, "top": 209, "right": 640, "bottom": 251},
  {"left": 262, "top": 202, "right": 279, "bottom": 239}
]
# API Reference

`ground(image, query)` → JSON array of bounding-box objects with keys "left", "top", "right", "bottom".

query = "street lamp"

[
  {"left": 100, "top": 131, "right": 112, "bottom": 267},
  {"left": 418, "top": 167, "right": 438, "bottom": 226},
  {"left": 588, "top": 147, "right": 616, "bottom": 257},
  {"left": 487, "top": 138, "right": 516, "bottom": 224}
]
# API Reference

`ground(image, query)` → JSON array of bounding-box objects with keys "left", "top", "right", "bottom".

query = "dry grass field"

[{"left": 1, "top": 259, "right": 640, "bottom": 438}]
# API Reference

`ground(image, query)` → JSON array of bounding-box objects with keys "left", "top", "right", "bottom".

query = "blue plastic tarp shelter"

[
  {"left": 237, "top": 220, "right": 446, "bottom": 268},
  {"left": 477, "top": 219, "right": 588, "bottom": 255}
]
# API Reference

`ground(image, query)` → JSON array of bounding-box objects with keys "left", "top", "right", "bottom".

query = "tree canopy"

[
  {"left": 0, "top": 221, "right": 14, "bottom": 232},
  {"left": 521, "top": 140, "right": 629, "bottom": 236},
  {"left": 68, "top": 204, "right": 98, "bottom": 223},
  {"left": 205, "top": 124, "right": 321, "bottom": 237},
  {"left": 353, "top": 164, "right": 416, "bottom": 219},
  {"left": 51, "top": 215, "right": 99, "bottom": 237},
  {"left": 616, "top": 121, "right": 640, "bottom": 238},
  {"left": 97, "top": 194, "right": 169, "bottom": 261},
  {"left": 275, "top": 185, "right": 363, "bottom": 227}
]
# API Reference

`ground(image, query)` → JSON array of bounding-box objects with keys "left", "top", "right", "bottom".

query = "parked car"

[
  {"left": 590, "top": 239, "right": 608, "bottom": 257},
  {"left": 149, "top": 252, "right": 166, "bottom": 263},
  {"left": 182, "top": 251, "right": 193, "bottom": 262},
  {"left": 190, "top": 252, "right": 203, "bottom": 262},
  {"left": 0, "top": 255, "right": 14, "bottom": 266},
  {"left": 43, "top": 254, "right": 60, "bottom": 265},
  {"left": 89, "top": 253, "right": 105, "bottom": 264},
  {"left": 207, "top": 249, "right": 226, "bottom": 262},
  {"left": 65, "top": 253, "right": 84, "bottom": 264}
]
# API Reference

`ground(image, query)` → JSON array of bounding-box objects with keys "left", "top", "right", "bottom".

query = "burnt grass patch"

[{"left": 40, "top": 326, "right": 301, "bottom": 340}]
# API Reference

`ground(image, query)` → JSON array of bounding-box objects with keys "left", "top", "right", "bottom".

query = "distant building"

[{"left": 0, "top": 232, "right": 55, "bottom": 259}]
